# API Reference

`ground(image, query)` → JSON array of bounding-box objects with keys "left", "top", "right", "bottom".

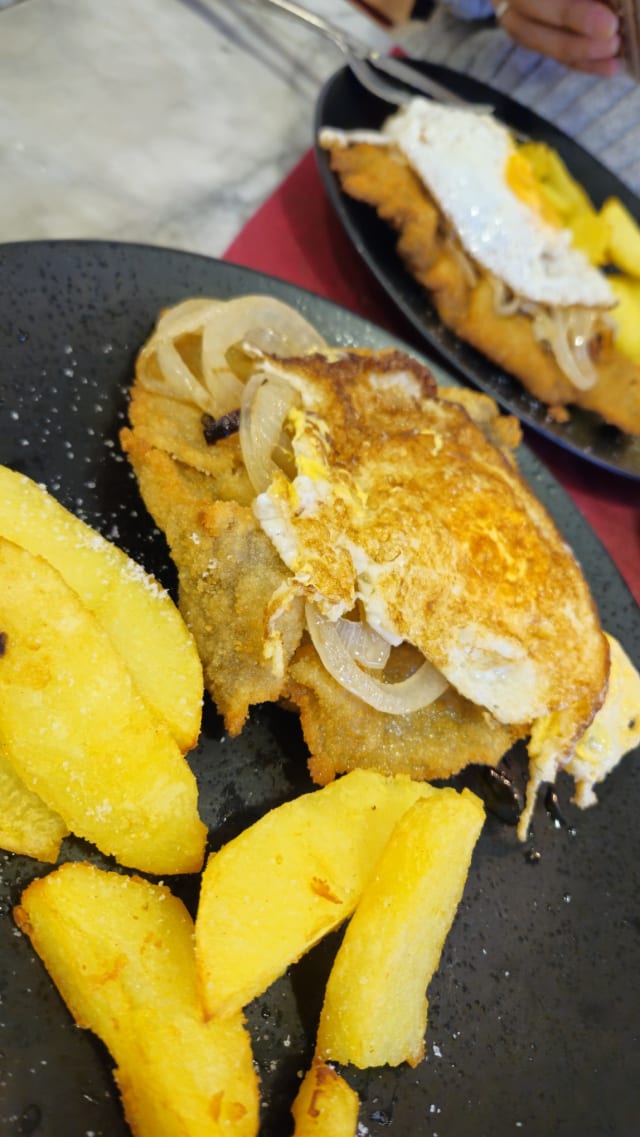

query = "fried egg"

[
  {"left": 362, "top": 99, "right": 615, "bottom": 309},
  {"left": 251, "top": 348, "right": 608, "bottom": 728},
  {"left": 566, "top": 633, "right": 640, "bottom": 808}
]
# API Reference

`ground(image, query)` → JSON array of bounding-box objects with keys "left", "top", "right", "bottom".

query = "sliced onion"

[
  {"left": 155, "top": 297, "right": 224, "bottom": 339},
  {"left": 335, "top": 616, "right": 391, "bottom": 670},
  {"left": 138, "top": 299, "right": 230, "bottom": 414},
  {"left": 532, "top": 307, "right": 598, "bottom": 390},
  {"left": 138, "top": 294, "right": 328, "bottom": 418},
  {"left": 490, "top": 274, "right": 522, "bottom": 317},
  {"left": 240, "top": 372, "right": 297, "bottom": 492},
  {"left": 486, "top": 277, "right": 602, "bottom": 391},
  {"left": 153, "top": 340, "right": 211, "bottom": 410},
  {"left": 202, "top": 293, "right": 325, "bottom": 363},
  {"left": 202, "top": 319, "right": 248, "bottom": 417},
  {"left": 198, "top": 296, "right": 326, "bottom": 417},
  {"left": 305, "top": 602, "right": 448, "bottom": 715}
]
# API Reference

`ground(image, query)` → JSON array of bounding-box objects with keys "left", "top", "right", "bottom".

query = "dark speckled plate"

[
  {"left": 0, "top": 241, "right": 639, "bottom": 1137},
  {"left": 314, "top": 62, "right": 640, "bottom": 481}
]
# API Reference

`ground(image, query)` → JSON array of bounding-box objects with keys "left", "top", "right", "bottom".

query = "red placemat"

[{"left": 224, "top": 148, "right": 640, "bottom": 603}]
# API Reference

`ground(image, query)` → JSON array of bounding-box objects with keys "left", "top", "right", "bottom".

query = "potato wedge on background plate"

[
  {"left": 601, "top": 197, "right": 640, "bottom": 278},
  {"left": 195, "top": 770, "right": 440, "bottom": 1019},
  {"left": 14, "top": 863, "right": 259, "bottom": 1137},
  {"left": 0, "top": 465, "right": 203, "bottom": 752},
  {"left": 316, "top": 788, "right": 484, "bottom": 1069},
  {"left": 0, "top": 536, "right": 206, "bottom": 874},
  {"left": 608, "top": 275, "right": 640, "bottom": 363}
]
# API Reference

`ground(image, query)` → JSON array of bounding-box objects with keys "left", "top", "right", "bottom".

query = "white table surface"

[{"left": 0, "top": 0, "right": 392, "bottom": 256}]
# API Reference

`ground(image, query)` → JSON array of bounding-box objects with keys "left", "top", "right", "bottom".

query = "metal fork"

[{"left": 240, "top": 0, "right": 489, "bottom": 109}]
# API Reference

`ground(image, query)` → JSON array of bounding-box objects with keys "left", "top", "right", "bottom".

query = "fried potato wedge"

[
  {"left": 0, "top": 537, "right": 206, "bottom": 874},
  {"left": 569, "top": 207, "right": 610, "bottom": 266},
  {"left": 291, "top": 1060, "right": 359, "bottom": 1136},
  {"left": 0, "top": 465, "right": 202, "bottom": 752},
  {"left": 509, "top": 144, "right": 613, "bottom": 266},
  {"left": 518, "top": 141, "right": 593, "bottom": 217},
  {"left": 609, "top": 275, "right": 640, "bottom": 363},
  {"left": 195, "top": 770, "right": 440, "bottom": 1019},
  {"left": 315, "top": 788, "right": 484, "bottom": 1069},
  {"left": 14, "top": 863, "right": 259, "bottom": 1137},
  {"left": 601, "top": 196, "right": 640, "bottom": 278},
  {"left": 0, "top": 746, "right": 68, "bottom": 862}
]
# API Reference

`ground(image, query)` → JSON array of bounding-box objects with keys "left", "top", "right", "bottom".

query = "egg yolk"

[{"left": 505, "top": 151, "right": 562, "bottom": 227}]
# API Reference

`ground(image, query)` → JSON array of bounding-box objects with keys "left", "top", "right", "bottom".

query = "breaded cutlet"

[
  {"left": 324, "top": 140, "right": 640, "bottom": 434},
  {"left": 121, "top": 309, "right": 611, "bottom": 829}
]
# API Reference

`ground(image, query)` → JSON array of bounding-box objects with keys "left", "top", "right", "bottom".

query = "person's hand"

[{"left": 493, "top": 0, "right": 621, "bottom": 76}]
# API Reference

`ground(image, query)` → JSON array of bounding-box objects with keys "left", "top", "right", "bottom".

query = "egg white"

[{"left": 382, "top": 99, "right": 614, "bottom": 310}]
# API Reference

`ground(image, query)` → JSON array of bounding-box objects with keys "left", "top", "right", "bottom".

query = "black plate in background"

[
  {"left": 314, "top": 61, "right": 640, "bottom": 481},
  {"left": 0, "top": 241, "right": 639, "bottom": 1137}
]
